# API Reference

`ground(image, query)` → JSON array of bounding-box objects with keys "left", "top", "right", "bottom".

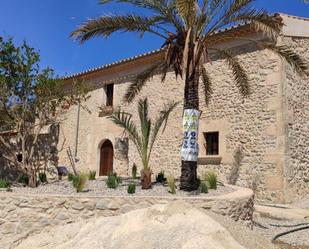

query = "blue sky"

[{"left": 1, "top": 0, "right": 308, "bottom": 76}]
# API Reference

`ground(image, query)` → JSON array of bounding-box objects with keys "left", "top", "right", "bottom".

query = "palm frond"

[
  {"left": 211, "top": 48, "right": 250, "bottom": 96},
  {"left": 227, "top": 10, "right": 282, "bottom": 39},
  {"left": 109, "top": 110, "right": 142, "bottom": 152},
  {"left": 124, "top": 62, "right": 169, "bottom": 103},
  {"left": 100, "top": 0, "right": 184, "bottom": 33},
  {"left": 163, "top": 32, "right": 187, "bottom": 79},
  {"left": 201, "top": 0, "right": 231, "bottom": 36},
  {"left": 206, "top": 0, "right": 227, "bottom": 16},
  {"left": 100, "top": 0, "right": 172, "bottom": 11},
  {"left": 71, "top": 14, "right": 163, "bottom": 43},
  {"left": 260, "top": 43, "right": 309, "bottom": 76},
  {"left": 225, "top": 0, "right": 254, "bottom": 16},
  {"left": 203, "top": 2, "right": 280, "bottom": 41},
  {"left": 201, "top": 66, "right": 213, "bottom": 105},
  {"left": 137, "top": 98, "right": 149, "bottom": 128},
  {"left": 176, "top": 0, "right": 197, "bottom": 27},
  {"left": 148, "top": 100, "right": 179, "bottom": 158}
]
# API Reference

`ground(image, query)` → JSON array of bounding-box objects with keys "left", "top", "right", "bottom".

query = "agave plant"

[
  {"left": 110, "top": 98, "right": 178, "bottom": 189},
  {"left": 71, "top": 0, "right": 308, "bottom": 191}
]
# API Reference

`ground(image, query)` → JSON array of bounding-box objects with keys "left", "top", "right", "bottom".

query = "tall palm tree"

[
  {"left": 71, "top": 0, "right": 308, "bottom": 191},
  {"left": 110, "top": 98, "right": 178, "bottom": 188}
]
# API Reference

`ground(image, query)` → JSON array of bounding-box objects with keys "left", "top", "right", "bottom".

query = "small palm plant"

[{"left": 110, "top": 98, "right": 178, "bottom": 189}]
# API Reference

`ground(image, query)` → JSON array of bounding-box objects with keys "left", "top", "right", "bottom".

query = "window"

[
  {"left": 105, "top": 84, "right": 114, "bottom": 107},
  {"left": 17, "top": 154, "right": 22, "bottom": 162},
  {"left": 204, "top": 132, "right": 219, "bottom": 155}
]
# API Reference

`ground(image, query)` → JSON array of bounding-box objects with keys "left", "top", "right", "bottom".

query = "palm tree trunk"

[{"left": 180, "top": 68, "right": 200, "bottom": 191}]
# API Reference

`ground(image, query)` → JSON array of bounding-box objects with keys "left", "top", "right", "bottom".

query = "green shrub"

[
  {"left": 115, "top": 173, "right": 122, "bottom": 184},
  {"left": 197, "top": 177, "right": 201, "bottom": 188},
  {"left": 167, "top": 175, "right": 176, "bottom": 194},
  {"left": 106, "top": 172, "right": 119, "bottom": 189},
  {"left": 68, "top": 173, "right": 74, "bottom": 181},
  {"left": 39, "top": 172, "right": 48, "bottom": 183},
  {"left": 205, "top": 172, "right": 217, "bottom": 190},
  {"left": 0, "top": 178, "right": 11, "bottom": 188},
  {"left": 18, "top": 175, "right": 29, "bottom": 186},
  {"left": 72, "top": 175, "right": 79, "bottom": 188},
  {"left": 156, "top": 170, "right": 166, "bottom": 183},
  {"left": 132, "top": 163, "right": 137, "bottom": 179},
  {"left": 127, "top": 182, "right": 136, "bottom": 194},
  {"left": 88, "top": 170, "right": 96, "bottom": 180},
  {"left": 72, "top": 173, "right": 88, "bottom": 192},
  {"left": 200, "top": 181, "right": 208, "bottom": 193}
]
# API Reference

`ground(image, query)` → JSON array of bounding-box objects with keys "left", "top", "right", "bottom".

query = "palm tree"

[
  {"left": 110, "top": 98, "right": 178, "bottom": 189},
  {"left": 71, "top": 0, "right": 308, "bottom": 191}
]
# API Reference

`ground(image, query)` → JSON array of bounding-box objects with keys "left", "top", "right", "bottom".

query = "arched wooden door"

[{"left": 99, "top": 140, "right": 113, "bottom": 176}]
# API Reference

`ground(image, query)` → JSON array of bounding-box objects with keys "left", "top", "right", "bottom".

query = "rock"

[
  {"left": 63, "top": 202, "right": 70, "bottom": 209},
  {"left": 55, "top": 200, "right": 66, "bottom": 206},
  {"left": 1, "top": 223, "right": 15, "bottom": 234},
  {"left": 107, "top": 201, "right": 119, "bottom": 210},
  {"left": 5, "top": 205, "right": 17, "bottom": 212},
  {"left": 95, "top": 202, "right": 107, "bottom": 210},
  {"left": 55, "top": 213, "right": 70, "bottom": 221},
  {"left": 0, "top": 211, "right": 7, "bottom": 218},
  {"left": 71, "top": 203, "right": 84, "bottom": 211},
  {"left": 18, "top": 201, "right": 29, "bottom": 208},
  {"left": 37, "top": 201, "right": 54, "bottom": 210},
  {"left": 120, "top": 204, "right": 134, "bottom": 213},
  {"left": 37, "top": 218, "right": 51, "bottom": 227},
  {"left": 81, "top": 212, "right": 95, "bottom": 219},
  {"left": 84, "top": 202, "right": 96, "bottom": 210}
]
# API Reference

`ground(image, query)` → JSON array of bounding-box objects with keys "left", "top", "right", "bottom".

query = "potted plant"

[{"left": 110, "top": 98, "right": 178, "bottom": 189}]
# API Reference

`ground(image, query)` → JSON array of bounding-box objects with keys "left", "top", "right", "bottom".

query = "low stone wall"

[{"left": 0, "top": 186, "right": 253, "bottom": 249}]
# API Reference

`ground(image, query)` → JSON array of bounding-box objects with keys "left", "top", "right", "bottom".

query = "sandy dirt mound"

[{"left": 16, "top": 201, "right": 245, "bottom": 249}]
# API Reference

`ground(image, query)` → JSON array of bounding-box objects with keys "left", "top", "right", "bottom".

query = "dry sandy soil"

[
  {"left": 5, "top": 196, "right": 309, "bottom": 249},
  {"left": 14, "top": 201, "right": 271, "bottom": 249}
]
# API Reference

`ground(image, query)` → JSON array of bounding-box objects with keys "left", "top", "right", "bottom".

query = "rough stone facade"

[
  {"left": 0, "top": 186, "right": 253, "bottom": 248},
  {"left": 198, "top": 45, "right": 285, "bottom": 202},
  {"left": 54, "top": 14, "right": 308, "bottom": 203},
  {"left": 282, "top": 37, "right": 309, "bottom": 201}
]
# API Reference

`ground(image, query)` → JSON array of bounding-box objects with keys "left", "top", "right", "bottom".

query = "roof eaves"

[
  {"left": 63, "top": 48, "right": 163, "bottom": 80},
  {"left": 278, "top": 13, "right": 309, "bottom": 22}
]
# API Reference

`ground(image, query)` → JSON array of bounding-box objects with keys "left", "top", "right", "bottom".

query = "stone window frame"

[
  {"left": 204, "top": 131, "right": 219, "bottom": 155},
  {"left": 99, "top": 83, "right": 114, "bottom": 117},
  {"left": 198, "top": 119, "right": 231, "bottom": 165}
]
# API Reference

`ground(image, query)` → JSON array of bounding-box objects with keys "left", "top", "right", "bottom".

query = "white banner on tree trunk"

[{"left": 181, "top": 109, "right": 201, "bottom": 161}]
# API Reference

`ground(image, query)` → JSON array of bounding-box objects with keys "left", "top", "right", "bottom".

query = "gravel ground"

[
  {"left": 207, "top": 211, "right": 278, "bottom": 249},
  {"left": 253, "top": 215, "right": 309, "bottom": 249},
  {"left": 9, "top": 178, "right": 233, "bottom": 197},
  {"left": 209, "top": 209, "right": 309, "bottom": 249},
  {"left": 286, "top": 199, "right": 309, "bottom": 209}
]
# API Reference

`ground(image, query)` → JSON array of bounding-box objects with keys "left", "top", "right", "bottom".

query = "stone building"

[{"left": 59, "top": 14, "right": 309, "bottom": 203}]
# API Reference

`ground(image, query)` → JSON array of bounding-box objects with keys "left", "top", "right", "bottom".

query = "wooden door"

[{"left": 99, "top": 140, "right": 113, "bottom": 176}]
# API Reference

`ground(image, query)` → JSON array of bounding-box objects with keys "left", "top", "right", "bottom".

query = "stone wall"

[
  {"left": 283, "top": 37, "right": 309, "bottom": 201},
  {"left": 0, "top": 186, "right": 253, "bottom": 249},
  {"left": 57, "top": 63, "right": 185, "bottom": 177}
]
